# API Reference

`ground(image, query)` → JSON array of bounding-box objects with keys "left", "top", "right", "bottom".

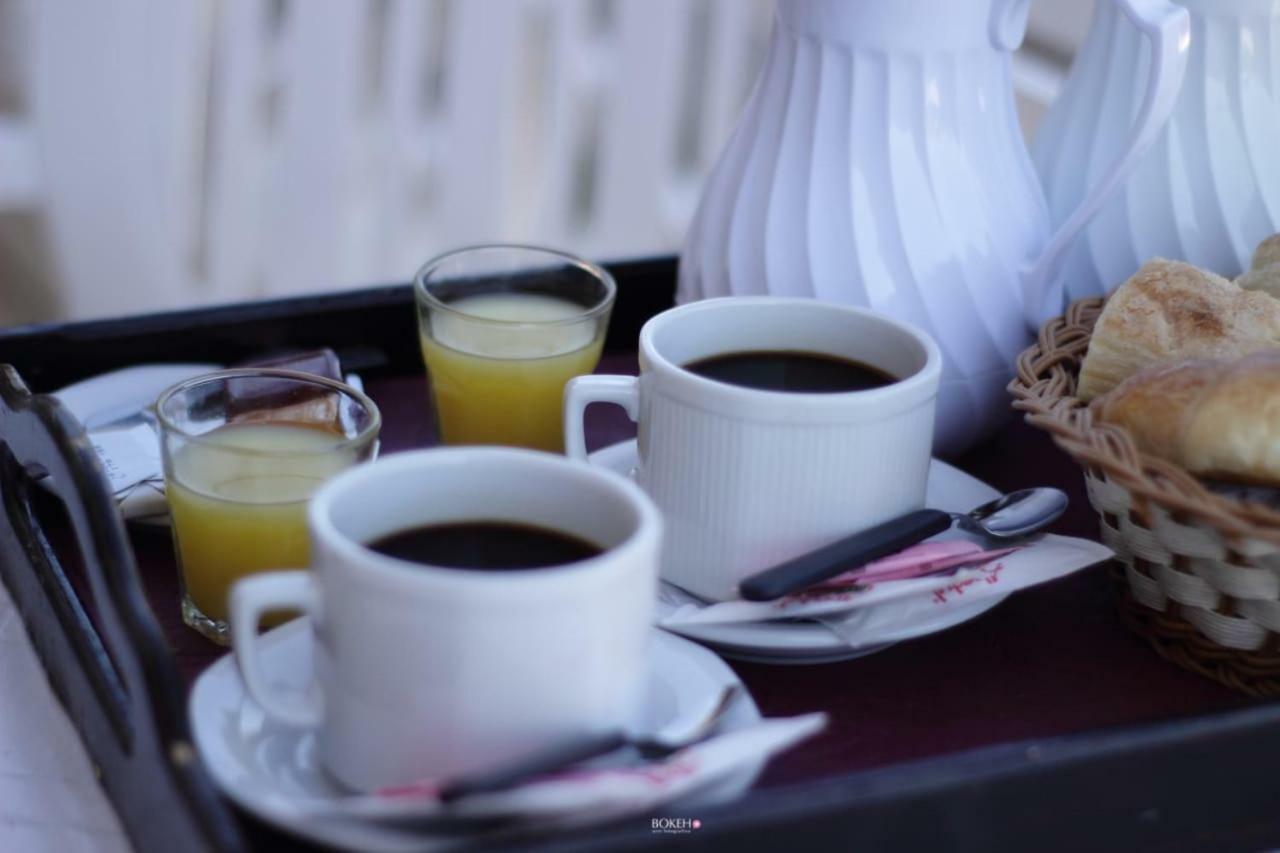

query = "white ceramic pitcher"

[
  {"left": 678, "top": 0, "right": 1189, "bottom": 455},
  {"left": 1034, "top": 0, "right": 1280, "bottom": 307}
]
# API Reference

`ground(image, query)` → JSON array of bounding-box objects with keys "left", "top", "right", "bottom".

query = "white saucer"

[
  {"left": 190, "top": 619, "right": 763, "bottom": 852},
  {"left": 590, "top": 439, "right": 1009, "bottom": 665}
]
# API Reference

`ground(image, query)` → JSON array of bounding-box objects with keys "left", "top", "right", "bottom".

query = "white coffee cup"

[
  {"left": 565, "top": 297, "right": 941, "bottom": 602},
  {"left": 229, "top": 447, "right": 661, "bottom": 791}
]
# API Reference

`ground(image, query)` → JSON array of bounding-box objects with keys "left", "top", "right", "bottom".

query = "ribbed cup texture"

[{"left": 637, "top": 387, "right": 935, "bottom": 601}]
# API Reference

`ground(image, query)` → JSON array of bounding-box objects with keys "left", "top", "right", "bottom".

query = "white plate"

[
  {"left": 590, "top": 439, "right": 1009, "bottom": 665},
  {"left": 190, "top": 619, "right": 763, "bottom": 852}
]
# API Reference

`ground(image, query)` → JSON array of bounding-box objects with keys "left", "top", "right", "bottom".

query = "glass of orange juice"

[
  {"left": 156, "top": 369, "right": 380, "bottom": 643},
  {"left": 414, "top": 245, "right": 616, "bottom": 452}
]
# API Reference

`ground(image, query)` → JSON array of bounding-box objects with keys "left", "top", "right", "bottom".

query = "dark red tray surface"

[{"left": 130, "top": 354, "right": 1256, "bottom": 790}]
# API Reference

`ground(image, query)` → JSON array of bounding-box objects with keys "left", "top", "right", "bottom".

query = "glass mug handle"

[
  {"left": 563, "top": 375, "right": 640, "bottom": 462},
  {"left": 229, "top": 571, "right": 323, "bottom": 727}
]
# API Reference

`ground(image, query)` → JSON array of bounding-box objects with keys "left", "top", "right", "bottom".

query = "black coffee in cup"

[
  {"left": 684, "top": 350, "right": 895, "bottom": 393},
  {"left": 367, "top": 521, "right": 602, "bottom": 570}
]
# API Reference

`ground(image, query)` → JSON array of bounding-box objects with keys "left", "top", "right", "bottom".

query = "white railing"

[{"left": 0, "top": 0, "right": 1084, "bottom": 321}]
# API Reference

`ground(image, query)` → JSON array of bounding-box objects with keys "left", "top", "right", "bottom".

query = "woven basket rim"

[{"left": 1008, "top": 296, "right": 1280, "bottom": 547}]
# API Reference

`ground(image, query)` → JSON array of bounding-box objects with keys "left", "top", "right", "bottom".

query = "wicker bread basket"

[{"left": 1010, "top": 297, "right": 1280, "bottom": 696}]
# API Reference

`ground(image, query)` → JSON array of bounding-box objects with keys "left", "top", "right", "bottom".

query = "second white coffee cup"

[
  {"left": 230, "top": 447, "right": 661, "bottom": 791},
  {"left": 565, "top": 296, "right": 942, "bottom": 602}
]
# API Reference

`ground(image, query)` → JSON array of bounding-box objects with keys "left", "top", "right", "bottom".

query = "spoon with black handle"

[
  {"left": 437, "top": 685, "right": 743, "bottom": 803},
  {"left": 737, "top": 488, "right": 1068, "bottom": 602}
]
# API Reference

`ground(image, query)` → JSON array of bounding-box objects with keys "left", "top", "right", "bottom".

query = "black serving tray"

[{"left": 3, "top": 257, "right": 1280, "bottom": 853}]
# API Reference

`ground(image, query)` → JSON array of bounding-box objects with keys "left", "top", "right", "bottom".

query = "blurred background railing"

[{"left": 0, "top": 0, "right": 1092, "bottom": 325}]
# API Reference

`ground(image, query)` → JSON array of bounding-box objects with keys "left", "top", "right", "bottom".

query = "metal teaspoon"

[{"left": 737, "top": 488, "right": 1069, "bottom": 602}]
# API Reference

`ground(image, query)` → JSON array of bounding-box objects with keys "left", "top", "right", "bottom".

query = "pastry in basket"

[
  {"left": 1090, "top": 350, "right": 1280, "bottom": 487},
  {"left": 1077, "top": 258, "right": 1280, "bottom": 401},
  {"left": 1256, "top": 233, "right": 1280, "bottom": 270},
  {"left": 1235, "top": 233, "right": 1280, "bottom": 297}
]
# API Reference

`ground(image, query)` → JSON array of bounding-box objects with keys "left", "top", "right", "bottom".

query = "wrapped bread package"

[
  {"left": 1077, "top": 259, "right": 1280, "bottom": 400},
  {"left": 1091, "top": 350, "right": 1280, "bottom": 487}
]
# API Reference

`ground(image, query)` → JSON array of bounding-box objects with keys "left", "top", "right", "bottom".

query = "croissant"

[
  {"left": 1253, "top": 234, "right": 1280, "bottom": 271},
  {"left": 1234, "top": 266, "right": 1280, "bottom": 297},
  {"left": 1091, "top": 350, "right": 1280, "bottom": 486},
  {"left": 1235, "top": 234, "right": 1280, "bottom": 298},
  {"left": 1077, "top": 258, "right": 1280, "bottom": 400}
]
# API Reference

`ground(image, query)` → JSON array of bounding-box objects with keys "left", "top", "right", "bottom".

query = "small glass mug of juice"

[
  {"left": 414, "top": 245, "right": 616, "bottom": 452},
  {"left": 156, "top": 369, "right": 380, "bottom": 643}
]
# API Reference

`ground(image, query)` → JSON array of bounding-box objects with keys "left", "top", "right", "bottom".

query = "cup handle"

[
  {"left": 230, "top": 571, "right": 323, "bottom": 728},
  {"left": 563, "top": 375, "right": 640, "bottom": 462}
]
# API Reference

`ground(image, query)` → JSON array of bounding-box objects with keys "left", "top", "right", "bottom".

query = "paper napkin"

[
  {"left": 306, "top": 713, "right": 827, "bottom": 826},
  {"left": 659, "top": 534, "right": 1112, "bottom": 628}
]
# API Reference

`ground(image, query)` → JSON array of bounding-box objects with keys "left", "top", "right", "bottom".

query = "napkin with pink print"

[
  {"left": 659, "top": 534, "right": 1112, "bottom": 628},
  {"left": 298, "top": 713, "right": 826, "bottom": 827}
]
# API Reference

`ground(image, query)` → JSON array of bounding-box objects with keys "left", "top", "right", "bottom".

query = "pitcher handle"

[{"left": 1015, "top": 0, "right": 1190, "bottom": 326}]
